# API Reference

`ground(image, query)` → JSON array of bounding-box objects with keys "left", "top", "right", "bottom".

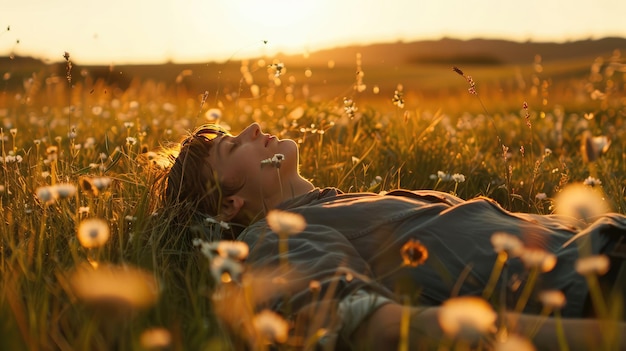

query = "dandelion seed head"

[
  {"left": 554, "top": 183, "right": 611, "bottom": 221},
  {"left": 216, "top": 241, "right": 249, "bottom": 261},
  {"left": 520, "top": 248, "right": 557, "bottom": 272},
  {"left": 68, "top": 264, "right": 159, "bottom": 312},
  {"left": 266, "top": 210, "right": 306, "bottom": 235},
  {"left": 54, "top": 183, "right": 77, "bottom": 198},
  {"left": 575, "top": 254, "right": 610, "bottom": 276},
  {"left": 451, "top": 173, "right": 466, "bottom": 183},
  {"left": 491, "top": 232, "right": 524, "bottom": 257},
  {"left": 205, "top": 108, "right": 222, "bottom": 122},
  {"left": 538, "top": 290, "right": 566, "bottom": 310},
  {"left": 438, "top": 296, "right": 497, "bottom": 338},
  {"left": 77, "top": 218, "right": 110, "bottom": 248},
  {"left": 211, "top": 256, "right": 244, "bottom": 284},
  {"left": 36, "top": 186, "right": 58, "bottom": 205},
  {"left": 252, "top": 309, "right": 289, "bottom": 344},
  {"left": 583, "top": 176, "right": 602, "bottom": 187}
]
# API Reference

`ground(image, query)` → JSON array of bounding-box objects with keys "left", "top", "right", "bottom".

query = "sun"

[{"left": 186, "top": 0, "right": 323, "bottom": 57}]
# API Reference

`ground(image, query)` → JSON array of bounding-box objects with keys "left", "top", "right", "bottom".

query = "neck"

[{"left": 239, "top": 177, "right": 315, "bottom": 225}]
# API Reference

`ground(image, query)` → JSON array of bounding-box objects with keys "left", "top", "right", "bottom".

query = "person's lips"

[{"left": 265, "top": 135, "right": 275, "bottom": 147}]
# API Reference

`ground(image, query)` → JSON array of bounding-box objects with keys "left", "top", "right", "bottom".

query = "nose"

[{"left": 238, "top": 122, "right": 261, "bottom": 141}]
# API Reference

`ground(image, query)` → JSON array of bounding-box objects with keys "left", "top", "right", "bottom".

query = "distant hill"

[
  {"left": 285, "top": 37, "right": 626, "bottom": 66},
  {"left": 1, "top": 37, "right": 624, "bottom": 90}
]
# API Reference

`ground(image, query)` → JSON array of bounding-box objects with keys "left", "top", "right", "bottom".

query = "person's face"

[{"left": 209, "top": 123, "right": 300, "bottom": 215}]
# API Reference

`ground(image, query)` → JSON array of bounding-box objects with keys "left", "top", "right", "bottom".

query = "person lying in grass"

[{"left": 161, "top": 122, "right": 626, "bottom": 350}]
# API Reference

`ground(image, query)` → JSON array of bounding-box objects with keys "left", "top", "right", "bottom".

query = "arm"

[{"left": 351, "top": 303, "right": 626, "bottom": 351}]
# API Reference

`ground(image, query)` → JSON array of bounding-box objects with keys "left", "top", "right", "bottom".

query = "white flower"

[
  {"left": 36, "top": 186, "right": 58, "bottom": 205},
  {"left": 535, "top": 192, "right": 547, "bottom": 200},
  {"left": 575, "top": 255, "right": 610, "bottom": 276},
  {"left": 216, "top": 241, "right": 249, "bottom": 261},
  {"left": 437, "top": 171, "right": 452, "bottom": 181},
  {"left": 252, "top": 309, "right": 289, "bottom": 344},
  {"left": 266, "top": 210, "right": 306, "bottom": 235},
  {"left": 554, "top": 183, "right": 611, "bottom": 221},
  {"left": 490, "top": 232, "right": 524, "bottom": 257},
  {"left": 205, "top": 108, "right": 222, "bottom": 121},
  {"left": 451, "top": 173, "right": 466, "bottom": 183},
  {"left": 438, "top": 296, "right": 497, "bottom": 338},
  {"left": 53, "top": 183, "right": 77, "bottom": 198},
  {"left": 77, "top": 218, "right": 110, "bottom": 248},
  {"left": 583, "top": 176, "right": 602, "bottom": 187},
  {"left": 520, "top": 248, "right": 557, "bottom": 272},
  {"left": 538, "top": 290, "right": 566, "bottom": 310},
  {"left": 211, "top": 256, "right": 244, "bottom": 283},
  {"left": 204, "top": 216, "right": 230, "bottom": 230}
]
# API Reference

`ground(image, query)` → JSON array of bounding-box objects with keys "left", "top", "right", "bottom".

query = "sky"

[{"left": 2, "top": 0, "right": 626, "bottom": 65}]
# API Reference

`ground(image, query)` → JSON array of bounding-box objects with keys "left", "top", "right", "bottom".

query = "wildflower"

[
  {"left": 9, "top": 128, "right": 17, "bottom": 137},
  {"left": 77, "top": 218, "right": 110, "bottom": 248},
  {"left": 535, "top": 193, "right": 547, "bottom": 200},
  {"left": 36, "top": 186, "right": 58, "bottom": 205},
  {"left": 123, "top": 122, "right": 134, "bottom": 129},
  {"left": 53, "top": 183, "right": 77, "bottom": 199},
  {"left": 46, "top": 146, "right": 58, "bottom": 161},
  {"left": 126, "top": 137, "right": 137, "bottom": 146},
  {"left": 211, "top": 256, "right": 244, "bottom": 283},
  {"left": 204, "top": 216, "right": 231, "bottom": 230},
  {"left": 68, "top": 264, "right": 159, "bottom": 311},
  {"left": 583, "top": 176, "right": 602, "bottom": 187},
  {"left": 252, "top": 309, "right": 289, "bottom": 344},
  {"left": 260, "top": 154, "right": 285, "bottom": 168},
  {"left": 544, "top": 148, "right": 552, "bottom": 156},
  {"left": 554, "top": 183, "right": 611, "bottom": 221},
  {"left": 343, "top": 97, "right": 357, "bottom": 118},
  {"left": 438, "top": 296, "right": 497, "bottom": 338},
  {"left": 266, "top": 210, "right": 306, "bottom": 236},
  {"left": 520, "top": 248, "right": 557, "bottom": 272},
  {"left": 216, "top": 241, "right": 249, "bottom": 261},
  {"left": 140, "top": 328, "right": 172, "bottom": 350},
  {"left": 490, "top": 232, "right": 524, "bottom": 257},
  {"left": 451, "top": 173, "right": 466, "bottom": 183},
  {"left": 392, "top": 89, "right": 405, "bottom": 108},
  {"left": 91, "top": 106, "right": 103, "bottom": 116},
  {"left": 575, "top": 255, "right": 610, "bottom": 276},
  {"left": 538, "top": 290, "right": 566, "bottom": 310},
  {"left": 437, "top": 171, "right": 452, "bottom": 181},
  {"left": 205, "top": 108, "right": 222, "bottom": 121},
  {"left": 400, "top": 239, "right": 429, "bottom": 267},
  {"left": 79, "top": 206, "right": 90, "bottom": 215},
  {"left": 269, "top": 62, "right": 284, "bottom": 77}
]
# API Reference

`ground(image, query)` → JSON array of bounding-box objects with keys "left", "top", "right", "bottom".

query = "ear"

[{"left": 219, "top": 195, "right": 245, "bottom": 222}]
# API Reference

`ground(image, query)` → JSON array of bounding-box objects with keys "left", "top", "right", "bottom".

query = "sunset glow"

[{"left": 3, "top": 0, "right": 626, "bottom": 64}]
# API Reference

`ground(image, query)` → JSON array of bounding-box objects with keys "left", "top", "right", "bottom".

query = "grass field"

[{"left": 0, "top": 44, "right": 625, "bottom": 350}]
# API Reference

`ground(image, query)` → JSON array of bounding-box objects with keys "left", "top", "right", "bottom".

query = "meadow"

[{"left": 0, "top": 44, "right": 625, "bottom": 350}]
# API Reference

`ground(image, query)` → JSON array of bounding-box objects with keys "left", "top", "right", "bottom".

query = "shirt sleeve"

[{"left": 238, "top": 222, "right": 396, "bottom": 343}]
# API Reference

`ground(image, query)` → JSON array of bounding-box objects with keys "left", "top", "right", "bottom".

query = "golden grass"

[{"left": 0, "top": 48, "right": 624, "bottom": 350}]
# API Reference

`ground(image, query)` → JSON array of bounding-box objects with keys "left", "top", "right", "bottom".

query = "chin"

[{"left": 279, "top": 139, "right": 299, "bottom": 169}]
